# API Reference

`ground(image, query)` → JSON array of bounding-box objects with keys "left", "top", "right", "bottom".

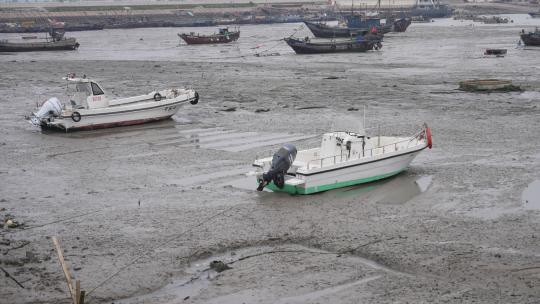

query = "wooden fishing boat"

[
  {"left": 28, "top": 74, "right": 199, "bottom": 132},
  {"left": 391, "top": 17, "right": 412, "bottom": 32},
  {"left": 178, "top": 27, "right": 240, "bottom": 45},
  {"left": 0, "top": 37, "right": 79, "bottom": 52},
  {"left": 284, "top": 35, "right": 382, "bottom": 54},
  {"left": 0, "top": 21, "right": 79, "bottom": 52},
  {"left": 304, "top": 22, "right": 393, "bottom": 39},
  {"left": 253, "top": 124, "right": 432, "bottom": 195},
  {"left": 520, "top": 28, "right": 540, "bottom": 46},
  {"left": 303, "top": 21, "right": 365, "bottom": 38}
]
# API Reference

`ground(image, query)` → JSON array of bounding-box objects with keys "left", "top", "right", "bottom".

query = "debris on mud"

[
  {"left": 4, "top": 218, "right": 21, "bottom": 229},
  {"left": 209, "top": 260, "right": 231, "bottom": 273},
  {"left": 295, "top": 106, "right": 327, "bottom": 110},
  {"left": 458, "top": 79, "right": 521, "bottom": 92}
]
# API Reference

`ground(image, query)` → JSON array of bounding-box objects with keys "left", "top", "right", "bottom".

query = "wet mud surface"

[{"left": 1, "top": 17, "right": 540, "bottom": 303}]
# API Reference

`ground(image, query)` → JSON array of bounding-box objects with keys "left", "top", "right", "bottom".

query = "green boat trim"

[{"left": 265, "top": 169, "right": 405, "bottom": 195}]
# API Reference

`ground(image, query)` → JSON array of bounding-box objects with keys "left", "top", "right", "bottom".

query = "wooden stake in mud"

[{"left": 52, "top": 236, "right": 85, "bottom": 304}]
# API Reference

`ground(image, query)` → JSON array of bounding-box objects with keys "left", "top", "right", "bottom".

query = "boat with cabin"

[
  {"left": 178, "top": 27, "right": 240, "bottom": 45},
  {"left": 253, "top": 124, "right": 432, "bottom": 195},
  {"left": 0, "top": 21, "right": 79, "bottom": 52},
  {"left": 28, "top": 74, "right": 199, "bottom": 131}
]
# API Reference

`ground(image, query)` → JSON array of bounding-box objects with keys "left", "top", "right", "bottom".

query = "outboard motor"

[
  {"left": 30, "top": 97, "right": 62, "bottom": 126},
  {"left": 257, "top": 144, "right": 297, "bottom": 191}
]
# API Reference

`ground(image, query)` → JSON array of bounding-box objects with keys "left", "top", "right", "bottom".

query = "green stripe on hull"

[{"left": 265, "top": 169, "right": 405, "bottom": 195}]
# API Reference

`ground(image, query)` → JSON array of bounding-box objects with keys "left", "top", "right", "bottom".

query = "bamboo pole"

[
  {"left": 52, "top": 236, "right": 77, "bottom": 304},
  {"left": 75, "top": 280, "right": 81, "bottom": 304}
]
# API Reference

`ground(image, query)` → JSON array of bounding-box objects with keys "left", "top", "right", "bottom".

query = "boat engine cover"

[
  {"left": 257, "top": 144, "right": 297, "bottom": 190},
  {"left": 32, "top": 97, "right": 63, "bottom": 125}
]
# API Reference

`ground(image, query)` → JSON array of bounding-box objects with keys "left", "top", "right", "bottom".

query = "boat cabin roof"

[{"left": 62, "top": 76, "right": 92, "bottom": 83}]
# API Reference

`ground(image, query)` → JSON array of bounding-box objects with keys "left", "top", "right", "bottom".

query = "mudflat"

[{"left": 1, "top": 18, "right": 539, "bottom": 303}]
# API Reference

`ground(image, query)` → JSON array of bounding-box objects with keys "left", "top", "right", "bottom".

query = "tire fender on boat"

[
  {"left": 426, "top": 127, "right": 433, "bottom": 149},
  {"left": 190, "top": 92, "right": 199, "bottom": 105},
  {"left": 154, "top": 93, "right": 162, "bottom": 101},
  {"left": 71, "top": 111, "right": 81, "bottom": 122}
]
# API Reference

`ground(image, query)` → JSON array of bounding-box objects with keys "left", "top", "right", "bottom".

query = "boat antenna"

[{"left": 363, "top": 104, "right": 366, "bottom": 131}]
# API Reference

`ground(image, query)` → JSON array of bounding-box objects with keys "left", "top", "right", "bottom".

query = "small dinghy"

[
  {"left": 28, "top": 74, "right": 199, "bottom": 131},
  {"left": 253, "top": 124, "right": 432, "bottom": 194},
  {"left": 484, "top": 49, "right": 507, "bottom": 57}
]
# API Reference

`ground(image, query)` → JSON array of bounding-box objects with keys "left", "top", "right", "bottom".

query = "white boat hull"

[
  {"left": 38, "top": 91, "right": 197, "bottom": 131},
  {"left": 271, "top": 147, "right": 425, "bottom": 194},
  {"left": 254, "top": 125, "right": 432, "bottom": 195}
]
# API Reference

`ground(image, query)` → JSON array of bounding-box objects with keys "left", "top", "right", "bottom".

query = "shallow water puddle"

[
  {"left": 522, "top": 180, "right": 540, "bottom": 210},
  {"left": 329, "top": 174, "right": 432, "bottom": 204},
  {"left": 224, "top": 174, "right": 433, "bottom": 201}
]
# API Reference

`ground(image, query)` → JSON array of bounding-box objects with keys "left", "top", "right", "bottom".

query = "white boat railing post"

[{"left": 378, "top": 125, "right": 381, "bottom": 147}]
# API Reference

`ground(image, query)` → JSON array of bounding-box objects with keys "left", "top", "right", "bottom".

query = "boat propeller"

[{"left": 257, "top": 144, "right": 297, "bottom": 191}]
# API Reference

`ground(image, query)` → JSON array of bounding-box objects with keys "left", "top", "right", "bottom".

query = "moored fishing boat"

[
  {"left": 28, "top": 74, "right": 199, "bottom": 132},
  {"left": 520, "top": 28, "right": 540, "bottom": 46},
  {"left": 0, "top": 21, "right": 79, "bottom": 52},
  {"left": 178, "top": 27, "right": 240, "bottom": 45},
  {"left": 390, "top": 17, "right": 412, "bottom": 32},
  {"left": 284, "top": 35, "right": 382, "bottom": 54},
  {"left": 0, "top": 38, "right": 79, "bottom": 52},
  {"left": 253, "top": 124, "right": 432, "bottom": 195},
  {"left": 303, "top": 21, "right": 365, "bottom": 38}
]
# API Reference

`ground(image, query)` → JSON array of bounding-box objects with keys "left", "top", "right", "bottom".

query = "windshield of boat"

[{"left": 91, "top": 82, "right": 104, "bottom": 95}]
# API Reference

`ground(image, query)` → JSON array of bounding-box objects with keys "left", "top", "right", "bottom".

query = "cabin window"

[{"left": 91, "top": 82, "right": 104, "bottom": 95}]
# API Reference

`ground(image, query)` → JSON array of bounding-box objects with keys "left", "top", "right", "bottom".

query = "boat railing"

[{"left": 306, "top": 128, "right": 426, "bottom": 170}]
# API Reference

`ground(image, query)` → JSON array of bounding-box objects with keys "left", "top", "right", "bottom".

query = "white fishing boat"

[
  {"left": 253, "top": 123, "right": 432, "bottom": 195},
  {"left": 28, "top": 74, "right": 199, "bottom": 131}
]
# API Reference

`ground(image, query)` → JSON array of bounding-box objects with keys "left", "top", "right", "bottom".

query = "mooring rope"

[{"left": 200, "top": 25, "right": 305, "bottom": 60}]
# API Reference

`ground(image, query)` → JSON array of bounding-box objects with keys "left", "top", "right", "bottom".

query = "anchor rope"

[{"left": 199, "top": 25, "right": 305, "bottom": 60}]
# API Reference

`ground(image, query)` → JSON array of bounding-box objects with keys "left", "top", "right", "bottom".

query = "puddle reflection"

[
  {"left": 225, "top": 173, "right": 433, "bottom": 204},
  {"left": 522, "top": 180, "right": 540, "bottom": 210}
]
